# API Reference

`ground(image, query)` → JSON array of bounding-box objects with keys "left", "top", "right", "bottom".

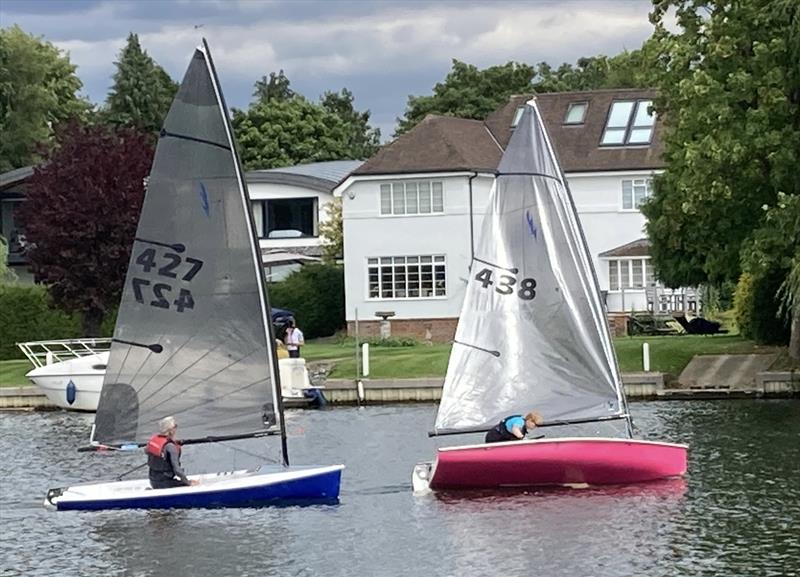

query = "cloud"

[{"left": 1, "top": 0, "right": 656, "bottom": 135}]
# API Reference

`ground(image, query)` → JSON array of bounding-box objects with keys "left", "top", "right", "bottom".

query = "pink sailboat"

[{"left": 412, "top": 99, "right": 687, "bottom": 492}]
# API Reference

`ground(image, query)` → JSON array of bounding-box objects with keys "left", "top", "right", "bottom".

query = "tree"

[
  {"left": 321, "top": 88, "right": 380, "bottom": 159},
  {"left": 102, "top": 33, "right": 178, "bottom": 133},
  {"left": 253, "top": 70, "right": 294, "bottom": 103},
  {"left": 643, "top": 0, "right": 800, "bottom": 348},
  {"left": 17, "top": 122, "right": 154, "bottom": 335},
  {"left": 318, "top": 198, "right": 342, "bottom": 263},
  {"left": 395, "top": 60, "right": 535, "bottom": 135},
  {"left": 0, "top": 25, "right": 89, "bottom": 172}
]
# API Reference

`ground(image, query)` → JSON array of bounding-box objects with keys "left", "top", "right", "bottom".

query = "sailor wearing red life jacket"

[{"left": 146, "top": 416, "right": 199, "bottom": 489}]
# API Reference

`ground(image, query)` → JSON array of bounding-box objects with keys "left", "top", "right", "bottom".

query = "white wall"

[
  {"left": 341, "top": 169, "right": 660, "bottom": 321},
  {"left": 247, "top": 181, "right": 334, "bottom": 251}
]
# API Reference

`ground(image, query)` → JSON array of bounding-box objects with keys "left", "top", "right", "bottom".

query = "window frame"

[
  {"left": 564, "top": 101, "right": 589, "bottom": 125},
  {"left": 621, "top": 178, "right": 653, "bottom": 211},
  {"left": 600, "top": 99, "right": 656, "bottom": 147},
  {"left": 379, "top": 180, "right": 445, "bottom": 217},
  {"left": 607, "top": 257, "right": 652, "bottom": 291},
  {"left": 366, "top": 254, "right": 448, "bottom": 300},
  {"left": 251, "top": 197, "right": 319, "bottom": 239}
]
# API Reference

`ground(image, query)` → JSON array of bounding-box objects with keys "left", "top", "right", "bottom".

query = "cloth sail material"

[
  {"left": 433, "top": 100, "right": 625, "bottom": 435},
  {"left": 93, "top": 44, "right": 279, "bottom": 446}
]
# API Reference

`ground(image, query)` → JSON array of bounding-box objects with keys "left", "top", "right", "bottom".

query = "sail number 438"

[
  {"left": 131, "top": 247, "right": 204, "bottom": 313},
  {"left": 474, "top": 268, "right": 536, "bottom": 300}
]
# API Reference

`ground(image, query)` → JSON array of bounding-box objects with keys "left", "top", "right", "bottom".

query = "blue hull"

[{"left": 53, "top": 468, "right": 342, "bottom": 511}]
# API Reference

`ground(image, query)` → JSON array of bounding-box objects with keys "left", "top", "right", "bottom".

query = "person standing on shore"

[{"left": 285, "top": 319, "right": 305, "bottom": 358}]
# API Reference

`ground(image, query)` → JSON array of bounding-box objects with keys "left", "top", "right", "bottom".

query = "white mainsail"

[
  {"left": 92, "top": 42, "right": 282, "bottom": 449},
  {"left": 434, "top": 99, "right": 627, "bottom": 435}
]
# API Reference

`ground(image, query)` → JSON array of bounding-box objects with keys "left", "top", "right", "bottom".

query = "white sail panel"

[
  {"left": 434, "top": 101, "right": 624, "bottom": 434},
  {"left": 93, "top": 47, "right": 279, "bottom": 445}
]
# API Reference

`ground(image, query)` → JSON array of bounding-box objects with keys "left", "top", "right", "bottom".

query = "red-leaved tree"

[{"left": 19, "top": 121, "right": 155, "bottom": 335}]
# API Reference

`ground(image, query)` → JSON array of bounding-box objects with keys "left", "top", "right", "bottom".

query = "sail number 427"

[
  {"left": 131, "top": 248, "right": 204, "bottom": 313},
  {"left": 474, "top": 268, "right": 536, "bottom": 300}
]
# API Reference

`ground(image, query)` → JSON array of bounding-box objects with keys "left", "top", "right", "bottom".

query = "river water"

[{"left": 1, "top": 400, "right": 798, "bottom": 577}]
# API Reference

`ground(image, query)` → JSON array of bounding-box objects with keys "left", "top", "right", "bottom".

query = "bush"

[
  {"left": 0, "top": 285, "right": 82, "bottom": 360},
  {"left": 268, "top": 264, "right": 344, "bottom": 339},
  {"left": 734, "top": 270, "right": 791, "bottom": 344}
]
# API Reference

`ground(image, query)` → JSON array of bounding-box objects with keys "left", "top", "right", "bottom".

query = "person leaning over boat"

[
  {"left": 484, "top": 412, "right": 544, "bottom": 443},
  {"left": 146, "top": 416, "right": 199, "bottom": 489}
]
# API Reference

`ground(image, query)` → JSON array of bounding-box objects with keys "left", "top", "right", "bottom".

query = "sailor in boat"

[
  {"left": 146, "top": 416, "right": 199, "bottom": 489},
  {"left": 484, "top": 411, "right": 543, "bottom": 443}
]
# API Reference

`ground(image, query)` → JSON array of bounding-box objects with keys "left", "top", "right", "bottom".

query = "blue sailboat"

[{"left": 45, "top": 40, "right": 343, "bottom": 511}]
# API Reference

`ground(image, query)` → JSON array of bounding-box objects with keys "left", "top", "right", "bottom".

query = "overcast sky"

[{"left": 1, "top": 0, "right": 656, "bottom": 139}]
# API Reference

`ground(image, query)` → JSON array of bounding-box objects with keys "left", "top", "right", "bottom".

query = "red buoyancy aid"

[{"left": 146, "top": 434, "right": 181, "bottom": 457}]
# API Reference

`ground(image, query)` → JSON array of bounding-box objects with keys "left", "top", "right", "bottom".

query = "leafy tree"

[
  {"left": 0, "top": 25, "right": 89, "bottom": 171},
  {"left": 253, "top": 70, "right": 294, "bottom": 103},
  {"left": 268, "top": 264, "right": 344, "bottom": 338},
  {"left": 17, "top": 122, "right": 154, "bottom": 335},
  {"left": 318, "top": 198, "right": 342, "bottom": 263},
  {"left": 321, "top": 88, "right": 380, "bottom": 159},
  {"left": 102, "top": 33, "right": 178, "bottom": 133},
  {"left": 232, "top": 96, "right": 352, "bottom": 170},
  {"left": 643, "top": 0, "right": 800, "bottom": 349},
  {"left": 396, "top": 60, "right": 535, "bottom": 135}
]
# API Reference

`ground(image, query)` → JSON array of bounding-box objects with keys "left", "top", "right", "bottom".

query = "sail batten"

[
  {"left": 433, "top": 99, "right": 627, "bottom": 435},
  {"left": 92, "top": 43, "right": 282, "bottom": 448}
]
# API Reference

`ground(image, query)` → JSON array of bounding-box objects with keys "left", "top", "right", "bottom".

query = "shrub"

[
  {"left": 0, "top": 285, "right": 82, "bottom": 360},
  {"left": 734, "top": 270, "right": 791, "bottom": 344},
  {"left": 268, "top": 264, "right": 344, "bottom": 339}
]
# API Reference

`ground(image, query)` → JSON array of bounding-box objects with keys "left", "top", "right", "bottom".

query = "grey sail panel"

[
  {"left": 434, "top": 100, "right": 624, "bottom": 434},
  {"left": 93, "top": 47, "right": 278, "bottom": 446}
]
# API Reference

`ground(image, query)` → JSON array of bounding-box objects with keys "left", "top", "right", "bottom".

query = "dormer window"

[
  {"left": 601, "top": 100, "right": 655, "bottom": 145},
  {"left": 511, "top": 106, "right": 525, "bottom": 128},
  {"left": 564, "top": 102, "right": 588, "bottom": 124}
]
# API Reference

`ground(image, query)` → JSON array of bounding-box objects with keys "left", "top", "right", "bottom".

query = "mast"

[{"left": 200, "top": 40, "right": 290, "bottom": 465}]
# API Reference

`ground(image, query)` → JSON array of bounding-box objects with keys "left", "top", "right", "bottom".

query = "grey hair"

[{"left": 158, "top": 416, "right": 177, "bottom": 434}]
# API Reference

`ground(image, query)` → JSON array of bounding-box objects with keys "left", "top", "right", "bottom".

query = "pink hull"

[{"left": 429, "top": 437, "right": 687, "bottom": 490}]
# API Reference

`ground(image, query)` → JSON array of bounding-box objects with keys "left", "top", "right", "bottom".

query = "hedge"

[
  {"left": 268, "top": 264, "right": 344, "bottom": 339},
  {"left": 0, "top": 285, "right": 82, "bottom": 360},
  {"left": 733, "top": 270, "right": 791, "bottom": 345}
]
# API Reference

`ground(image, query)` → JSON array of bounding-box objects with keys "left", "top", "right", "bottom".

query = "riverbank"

[{"left": 2, "top": 370, "right": 797, "bottom": 410}]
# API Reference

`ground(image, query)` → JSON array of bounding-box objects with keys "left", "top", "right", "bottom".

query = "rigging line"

[
  {"left": 453, "top": 340, "right": 501, "bottom": 357},
  {"left": 473, "top": 256, "right": 518, "bottom": 274},
  {"left": 133, "top": 237, "right": 186, "bottom": 253},
  {"left": 216, "top": 441, "right": 278, "bottom": 465},
  {"left": 497, "top": 171, "right": 562, "bottom": 183},
  {"left": 165, "top": 378, "right": 266, "bottom": 419},
  {"left": 136, "top": 344, "right": 263, "bottom": 409},
  {"left": 115, "top": 462, "right": 147, "bottom": 481},
  {"left": 133, "top": 343, "right": 225, "bottom": 407},
  {"left": 159, "top": 128, "right": 231, "bottom": 151}
]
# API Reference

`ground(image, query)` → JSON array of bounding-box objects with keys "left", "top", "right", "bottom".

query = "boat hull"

[
  {"left": 417, "top": 437, "right": 687, "bottom": 491},
  {"left": 26, "top": 353, "right": 107, "bottom": 412},
  {"left": 46, "top": 465, "right": 344, "bottom": 511}
]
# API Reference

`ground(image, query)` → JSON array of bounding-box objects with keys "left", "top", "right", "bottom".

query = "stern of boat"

[{"left": 412, "top": 462, "right": 433, "bottom": 494}]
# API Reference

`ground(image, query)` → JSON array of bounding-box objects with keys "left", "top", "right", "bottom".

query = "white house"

[{"left": 334, "top": 89, "right": 696, "bottom": 340}]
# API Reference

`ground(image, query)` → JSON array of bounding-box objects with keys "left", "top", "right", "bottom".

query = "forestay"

[
  {"left": 434, "top": 100, "right": 626, "bottom": 435},
  {"left": 93, "top": 45, "right": 279, "bottom": 446}
]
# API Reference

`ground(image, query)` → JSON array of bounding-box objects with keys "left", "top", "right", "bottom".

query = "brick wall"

[
  {"left": 349, "top": 314, "right": 630, "bottom": 341},
  {"left": 347, "top": 317, "right": 458, "bottom": 343}
]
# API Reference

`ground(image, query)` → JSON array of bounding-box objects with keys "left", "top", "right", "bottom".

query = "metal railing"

[{"left": 16, "top": 338, "right": 112, "bottom": 369}]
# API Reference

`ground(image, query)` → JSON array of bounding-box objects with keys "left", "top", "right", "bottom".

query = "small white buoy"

[{"left": 356, "top": 379, "right": 365, "bottom": 403}]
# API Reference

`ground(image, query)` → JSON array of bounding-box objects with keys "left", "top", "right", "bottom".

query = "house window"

[
  {"left": 511, "top": 106, "right": 525, "bottom": 128},
  {"left": 380, "top": 181, "right": 444, "bottom": 216},
  {"left": 601, "top": 100, "right": 655, "bottom": 146},
  {"left": 607, "top": 258, "right": 652, "bottom": 290},
  {"left": 622, "top": 179, "right": 652, "bottom": 210},
  {"left": 564, "top": 102, "right": 588, "bottom": 124},
  {"left": 367, "top": 255, "right": 447, "bottom": 299},
  {"left": 251, "top": 198, "right": 318, "bottom": 238}
]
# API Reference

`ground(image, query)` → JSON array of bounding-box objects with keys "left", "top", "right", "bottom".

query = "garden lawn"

[
  {"left": 304, "top": 334, "right": 767, "bottom": 380},
  {"left": 0, "top": 360, "right": 33, "bottom": 387}
]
